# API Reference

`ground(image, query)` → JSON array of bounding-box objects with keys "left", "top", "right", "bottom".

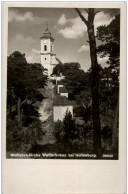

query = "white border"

[{"left": 2, "top": 2, "right": 126, "bottom": 194}]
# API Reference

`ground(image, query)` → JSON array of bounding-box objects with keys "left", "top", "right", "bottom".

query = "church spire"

[
  {"left": 45, "top": 23, "right": 49, "bottom": 31},
  {"left": 40, "top": 25, "right": 54, "bottom": 41},
  {"left": 43, "top": 23, "right": 51, "bottom": 36}
]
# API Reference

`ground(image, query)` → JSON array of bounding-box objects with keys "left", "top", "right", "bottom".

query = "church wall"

[
  {"left": 60, "top": 93, "right": 68, "bottom": 98},
  {"left": 53, "top": 106, "right": 73, "bottom": 122},
  {"left": 40, "top": 30, "right": 58, "bottom": 76},
  {"left": 41, "top": 54, "right": 51, "bottom": 65},
  {"left": 50, "top": 64, "right": 57, "bottom": 75},
  {"left": 41, "top": 39, "right": 51, "bottom": 53},
  {"left": 57, "top": 85, "right": 63, "bottom": 93},
  {"left": 51, "top": 55, "right": 58, "bottom": 64},
  {"left": 41, "top": 55, "right": 51, "bottom": 76}
]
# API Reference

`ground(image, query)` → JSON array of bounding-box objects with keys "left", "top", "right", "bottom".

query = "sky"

[{"left": 8, "top": 8, "right": 120, "bottom": 72}]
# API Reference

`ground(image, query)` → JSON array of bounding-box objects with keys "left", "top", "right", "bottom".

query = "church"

[
  {"left": 40, "top": 26, "right": 74, "bottom": 122},
  {"left": 40, "top": 26, "right": 59, "bottom": 77}
]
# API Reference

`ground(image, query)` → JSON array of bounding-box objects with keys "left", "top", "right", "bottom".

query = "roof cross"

[{"left": 46, "top": 23, "right": 49, "bottom": 31}]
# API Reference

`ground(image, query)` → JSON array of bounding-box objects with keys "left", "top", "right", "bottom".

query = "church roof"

[
  {"left": 56, "top": 58, "right": 63, "bottom": 65},
  {"left": 56, "top": 80, "right": 64, "bottom": 85},
  {"left": 59, "top": 87, "right": 68, "bottom": 93},
  {"left": 53, "top": 96, "right": 73, "bottom": 106},
  {"left": 40, "top": 27, "right": 54, "bottom": 41}
]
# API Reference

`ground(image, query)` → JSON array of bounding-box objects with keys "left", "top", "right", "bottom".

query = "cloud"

[
  {"left": 32, "top": 49, "right": 40, "bottom": 54},
  {"left": 94, "top": 11, "right": 114, "bottom": 29},
  {"left": 8, "top": 34, "right": 37, "bottom": 56},
  {"left": 97, "top": 56, "right": 109, "bottom": 67},
  {"left": 15, "top": 34, "right": 36, "bottom": 44},
  {"left": 78, "top": 45, "right": 89, "bottom": 53},
  {"left": 9, "top": 9, "right": 44, "bottom": 24},
  {"left": 57, "top": 14, "right": 86, "bottom": 39},
  {"left": 58, "top": 14, "right": 67, "bottom": 26},
  {"left": 26, "top": 48, "right": 41, "bottom": 63},
  {"left": 56, "top": 11, "right": 114, "bottom": 39},
  {"left": 26, "top": 54, "right": 40, "bottom": 63}
]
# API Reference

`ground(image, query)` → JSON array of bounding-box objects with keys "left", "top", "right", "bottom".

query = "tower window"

[
  {"left": 44, "top": 45, "right": 47, "bottom": 51},
  {"left": 51, "top": 45, "right": 52, "bottom": 52},
  {"left": 45, "top": 58, "right": 47, "bottom": 60}
]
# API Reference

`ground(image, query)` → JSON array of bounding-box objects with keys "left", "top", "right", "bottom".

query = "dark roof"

[
  {"left": 56, "top": 80, "right": 64, "bottom": 85},
  {"left": 59, "top": 87, "right": 68, "bottom": 93},
  {"left": 56, "top": 73, "right": 61, "bottom": 76},
  {"left": 40, "top": 27, "right": 54, "bottom": 41},
  {"left": 56, "top": 58, "right": 63, "bottom": 65},
  {"left": 53, "top": 96, "right": 73, "bottom": 106}
]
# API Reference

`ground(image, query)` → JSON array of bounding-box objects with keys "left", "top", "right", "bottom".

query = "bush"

[
  {"left": 53, "top": 120, "right": 63, "bottom": 143},
  {"left": 6, "top": 119, "right": 43, "bottom": 153},
  {"left": 63, "top": 110, "right": 77, "bottom": 146},
  {"left": 101, "top": 125, "right": 112, "bottom": 151},
  {"left": 6, "top": 120, "right": 22, "bottom": 152},
  {"left": 53, "top": 110, "right": 78, "bottom": 152}
]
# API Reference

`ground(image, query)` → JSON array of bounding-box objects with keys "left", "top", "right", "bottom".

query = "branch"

[
  {"left": 82, "top": 102, "right": 87, "bottom": 109},
  {"left": 75, "top": 8, "right": 88, "bottom": 26},
  {"left": 86, "top": 40, "right": 90, "bottom": 44},
  {"left": 85, "top": 8, "right": 89, "bottom": 14},
  {"left": 94, "top": 11, "right": 100, "bottom": 16},
  {"left": 21, "top": 99, "right": 27, "bottom": 106}
]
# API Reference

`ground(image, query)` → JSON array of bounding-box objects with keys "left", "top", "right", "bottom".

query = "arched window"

[{"left": 44, "top": 45, "right": 47, "bottom": 51}]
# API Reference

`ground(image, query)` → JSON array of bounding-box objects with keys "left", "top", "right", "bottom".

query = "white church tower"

[{"left": 40, "top": 26, "right": 59, "bottom": 77}]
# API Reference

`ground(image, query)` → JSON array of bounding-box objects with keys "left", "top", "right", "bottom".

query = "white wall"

[
  {"left": 57, "top": 85, "right": 63, "bottom": 93},
  {"left": 41, "top": 55, "right": 51, "bottom": 76},
  {"left": 41, "top": 39, "right": 51, "bottom": 53},
  {"left": 53, "top": 106, "right": 73, "bottom": 122},
  {"left": 41, "top": 54, "right": 51, "bottom": 65},
  {"left": 40, "top": 38, "right": 58, "bottom": 76},
  {"left": 60, "top": 93, "right": 68, "bottom": 98},
  {"left": 52, "top": 55, "right": 57, "bottom": 64}
]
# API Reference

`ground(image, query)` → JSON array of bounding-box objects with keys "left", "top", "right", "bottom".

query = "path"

[{"left": 38, "top": 81, "right": 56, "bottom": 145}]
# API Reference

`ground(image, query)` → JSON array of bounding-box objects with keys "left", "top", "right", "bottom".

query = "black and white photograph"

[
  {"left": 6, "top": 6, "right": 120, "bottom": 159},
  {"left": 2, "top": 2, "right": 126, "bottom": 194}
]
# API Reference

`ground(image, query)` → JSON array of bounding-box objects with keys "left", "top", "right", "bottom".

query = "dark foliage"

[
  {"left": 6, "top": 51, "right": 47, "bottom": 153},
  {"left": 7, "top": 51, "right": 47, "bottom": 125},
  {"left": 53, "top": 110, "right": 78, "bottom": 152},
  {"left": 6, "top": 119, "right": 43, "bottom": 152}
]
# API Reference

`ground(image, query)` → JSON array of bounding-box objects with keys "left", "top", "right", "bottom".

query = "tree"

[
  {"left": 7, "top": 51, "right": 28, "bottom": 125},
  {"left": 63, "top": 110, "right": 77, "bottom": 146},
  {"left": 97, "top": 15, "right": 120, "bottom": 151},
  {"left": 7, "top": 51, "right": 47, "bottom": 126},
  {"left": 52, "top": 62, "right": 80, "bottom": 76},
  {"left": 53, "top": 110, "right": 78, "bottom": 152},
  {"left": 53, "top": 62, "right": 88, "bottom": 100},
  {"left": 6, "top": 119, "right": 43, "bottom": 152},
  {"left": 97, "top": 14, "right": 120, "bottom": 75},
  {"left": 64, "top": 68, "right": 88, "bottom": 100},
  {"left": 7, "top": 51, "right": 47, "bottom": 154},
  {"left": 75, "top": 8, "right": 101, "bottom": 155},
  {"left": 53, "top": 120, "right": 64, "bottom": 144}
]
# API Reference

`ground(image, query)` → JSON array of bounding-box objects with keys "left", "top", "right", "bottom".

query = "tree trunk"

[
  {"left": 17, "top": 97, "right": 22, "bottom": 126},
  {"left": 9, "top": 86, "right": 12, "bottom": 115},
  {"left": 75, "top": 8, "right": 101, "bottom": 156},
  {"left": 112, "top": 97, "right": 119, "bottom": 152},
  {"left": 87, "top": 13, "right": 101, "bottom": 156}
]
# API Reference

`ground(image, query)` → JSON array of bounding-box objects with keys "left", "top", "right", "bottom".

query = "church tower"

[{"left": 40, "top": 26, "right": 58, "bottom": 77}]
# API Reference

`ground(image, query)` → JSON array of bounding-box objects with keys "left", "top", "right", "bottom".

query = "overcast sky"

[{"left": 8, "top": 8, "right": 120, "bottom": 71}]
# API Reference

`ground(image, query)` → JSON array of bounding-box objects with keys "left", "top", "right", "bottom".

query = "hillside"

[{"left": 38, "top": 81, "right": 56, "bottom": 145}]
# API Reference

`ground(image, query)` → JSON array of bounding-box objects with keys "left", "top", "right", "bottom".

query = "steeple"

[
  {"left": 40, "top": 25, "right": 59, "bottom": 77},
  {"left": 40, "top": 25, "right": 54, "bottom": 41},
  {"left": 43, "top": 24, "right": 51, "bottom": 36}
]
